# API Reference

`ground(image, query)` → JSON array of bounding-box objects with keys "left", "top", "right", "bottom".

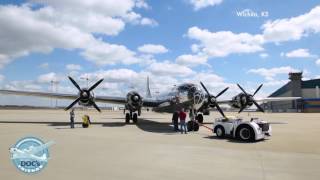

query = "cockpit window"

[{"left": 177, "top": 83, "right": 198, "bottom": 92}]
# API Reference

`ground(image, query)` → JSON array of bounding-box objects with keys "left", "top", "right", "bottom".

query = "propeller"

[
  {"left": 65, "top": 76, "right": 104, "bottom": 112},
  {"left": 200, "top": 82, "right": 229, "bottom": 117},
  {"left": 237, "top": 84, "right": 264, "bottom": 113}
]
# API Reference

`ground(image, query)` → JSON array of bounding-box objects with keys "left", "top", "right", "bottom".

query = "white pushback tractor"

[{"left": 212, "top": 116, "right": 271, "bottom": 141}]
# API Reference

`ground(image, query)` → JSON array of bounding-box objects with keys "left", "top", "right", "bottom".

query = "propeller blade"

[
  {"left": 64, "top": 97, "right": 81, "bottom": 111},
  {"left": 253, "top": 84, "right": 263, "bottom": 96},
  {"left": 88, "top": 79, "right": 104, "bottom": 92},
  {"left": 92, "top": 101, "right": 101, "bottom": 112},
  {"left": 215, "top": 104, "right": 226, "bottom": 118},
  {"left": 238, "top": 106, "right": 246, "bottom": 113},
  {"left": 216, "top": 87, "right": 229, "bottom": 98},
  {"left": 68, "top": 76, "right": 81, "bottom": 91},
  {"left": 252, "top": 100, "right": 265, "bottom": 113},
  {"left": 237, "top": 84, "right": 248, "bottom": 95},
  {"left": 200, "top": 82, "right": 210, "bottom": 95}
]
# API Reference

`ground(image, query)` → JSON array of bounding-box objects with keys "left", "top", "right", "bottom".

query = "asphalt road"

[{"left": 0, "top": 110, "right": 319, "bottom": 180}]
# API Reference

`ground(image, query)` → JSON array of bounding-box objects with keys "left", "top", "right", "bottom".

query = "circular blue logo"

[{"left": 9, "top": 137, "right": 54, "bottom": 174}]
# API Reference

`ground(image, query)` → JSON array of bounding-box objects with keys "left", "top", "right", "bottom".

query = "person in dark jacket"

[
  {"left": 70, "top": 108, "right": 75, "bottom": 129},
  {"left": 172, "top": 111, "right": 179, "bottom": 131}
]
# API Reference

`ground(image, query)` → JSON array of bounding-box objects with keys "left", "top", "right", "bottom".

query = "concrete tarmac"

[{"left": 0, "top": 109, "right": 319, "bottom": 180}]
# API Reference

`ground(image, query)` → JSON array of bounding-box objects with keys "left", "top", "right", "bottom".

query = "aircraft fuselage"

[{"left": 152, "top": 83, "right": 205, "bottom": 113}]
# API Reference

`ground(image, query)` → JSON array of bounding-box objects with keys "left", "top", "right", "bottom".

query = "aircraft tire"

[
  {"left": 187, "top": 121, "right": 193, "bottom": 131},
  {"left": 196, "top": 114, "right": 204, "bottom": 123},
  {"left": 132, "top": 113, "right": 138, "bottom": 124},
  {"left": 187, "top": 121, "right": 197, "bottom": 131},
  {"left": 125, "top": 113, "right": 130, "bottom": 124},
  {"left": 193, "top": 123, "right": 199, "bottom": 131}
]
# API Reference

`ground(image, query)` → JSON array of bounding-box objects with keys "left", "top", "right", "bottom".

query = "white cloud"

[
  {"left": 122, "top": 12, "right": 157, "bottom": 26},
  {"left": 81, "top": 41, "right": 139, "bottom": 65},
  {"left": 137, "top": 44, "right": 168, "bottom": 54},
  {"left": 147, "top": 61, "right": 194, "bottom": 77},
  {"left": 283, "top": 48, "right": 316, "bottom": 58},
  {"left": 187, "top": 26, "right": 264, "bottom": 58},
  {"left": 31, "top": 0, "right": 154, "bottom": 28},
  {"left": 191, "top": 44, "right": 200, "bottom": 53},
  {"left": 37, "top": 72, "right": 63, "bottom": 83},
  {"left": 316, "top": 59, "right": 320, "bottom": 66},
  {"left": 4, "top": 80, "right": 42, "bottom": 91},
  {"left": 183, "top": 6, "right": 320, "bottom": 60},
  {"left": 66, "top": 64, "right": 82, "bottom": 71},
  {"left": 81, "top": 69, "right": 139, "bottom": 83},
  {"left": 135, "top": 0, "right": 150, "bottom": 9},
  {"left": 189, "top": 0, "right": 223, "bottom": 10},
  {"left": 140, "top": 18, "right": 158, "bottom": 27},
  {"left": 262, "top": 6, "right": 320, "bottom": 43},
  {"left": 184, "top": 72, "right": 239, "bottom": 98},
  {"left": 0, "top": 74, "right": 4, "bottom": 82},
  {"left": 259, "top": 53, "right": 269, "bottom": 58},
  {"left": 248, "top": 66, "right": 300, "bottom": 81},
  {"left": 39, "top": 62, "right": 49, "bottom": 69},
  {"left": 0, "top": 54, "right": 11, "bottom": 68},
  {"left": 0, "top": 1, "right": 156, "bottom": 68},
  {"left": 263, "top": 80, "right": 289, "bottom": 87},
  {"left": 176, "top": 54, "right": 208, "bottom": 66}
]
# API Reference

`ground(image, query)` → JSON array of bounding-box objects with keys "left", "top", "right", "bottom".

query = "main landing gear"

[
  {"left": 125, "top": 111, "right": 138, "bottom": 124},
  {"left": 196, "top": 113, "right": 203, "bottom": 124},
  {"left": 187, "top": 113, "right": 203, "bottom": 132},
  {"left": 187, "top": 121, "right": 199, "bottom": 131}
]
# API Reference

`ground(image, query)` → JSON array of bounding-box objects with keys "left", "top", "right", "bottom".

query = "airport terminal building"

[{"left": 264, "top": 72, "right": 320, "bottom": 112}]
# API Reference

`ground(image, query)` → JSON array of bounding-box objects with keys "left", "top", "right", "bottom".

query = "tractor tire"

[
  {"left": 214, "top": 125, "right": 225, "bottom": 138},
  {"left": 236, "top": 125, "right": 255, "bottom": 142}
]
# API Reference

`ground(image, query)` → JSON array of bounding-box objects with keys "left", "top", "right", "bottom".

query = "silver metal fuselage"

[{"left": 152, "top": 83, "right": 205, "bottom": 113}]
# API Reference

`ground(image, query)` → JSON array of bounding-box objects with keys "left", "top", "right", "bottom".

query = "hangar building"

[{"left": 265, "top": 72, "right": 320, "bottom": 112}]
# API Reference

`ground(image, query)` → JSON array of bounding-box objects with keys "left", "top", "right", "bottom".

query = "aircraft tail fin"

[{"left": 146, "top": 76, "right": 152, "bottom": 98}]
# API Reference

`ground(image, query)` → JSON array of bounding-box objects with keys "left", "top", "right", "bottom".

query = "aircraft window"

[{"left": 178, "top": 84, "right": 198, "bottom": 92}]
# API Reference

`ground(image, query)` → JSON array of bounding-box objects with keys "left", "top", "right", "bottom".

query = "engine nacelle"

[
  {"left": 231, "top": 93, "right": 254, "bottom": 109},
  {"left": 78, "top": 88, "right": 94, "bottom": 106},
  {"left": 126, "top": 91, "right": 143, "bottom": 112}
]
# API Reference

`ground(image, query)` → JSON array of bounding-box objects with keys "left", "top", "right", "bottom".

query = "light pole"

[
  {"left": 50, "top": 80, "right": 53, "bottom": 107},
  {"left": 50, "top": 80, "right": 59, "bottom": 108},
  {"left": 80, "top": 75, "right": 89, "bottom": 88}
]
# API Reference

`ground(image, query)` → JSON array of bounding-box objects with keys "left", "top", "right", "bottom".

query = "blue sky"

[{"left": 0, "top": 0, "right": 319, "bottom": 105}]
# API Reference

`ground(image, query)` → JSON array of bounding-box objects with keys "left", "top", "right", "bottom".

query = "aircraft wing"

[
  {"left": 0, "top": 89, "right": 77, "bottom": 100},
  {"left": 94, "top": 95, "right": 166, "bottom": 107},
  {"left": 0, "top": 89, "right": 167, "bottom": 108},
  {"left": 255, "top": 97, "right": 301, "bottom": 103},
  {"left": 216, "top": 97, "right": 301, "bottom": 104}
]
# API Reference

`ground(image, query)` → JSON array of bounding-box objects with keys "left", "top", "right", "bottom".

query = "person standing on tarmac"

[
  {"left": 70, "top": 108, "right": 75, "bottom": 129},
  {"left": 179, "top": 108, "right": 187, "bottom": 134},
  {"left": 172, "top": 111, "right": 179, "bottom": 131}
]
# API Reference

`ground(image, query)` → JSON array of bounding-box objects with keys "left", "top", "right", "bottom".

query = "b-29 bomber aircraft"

[{"left": 0, "top": 76, "right": 299, "bottom": 131}]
